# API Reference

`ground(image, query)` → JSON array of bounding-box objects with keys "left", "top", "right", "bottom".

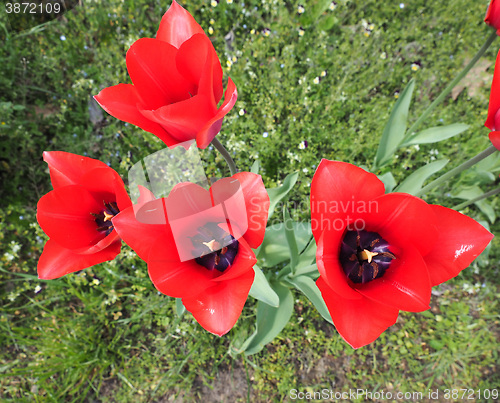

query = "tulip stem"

[
  {"left": 406, "top": 31, "right": 497, "bottom": 137},
  {"left": 211, "top": 138, "right": 237, "bottom": 176},
  {"left": 453, "top": 187, "right": 500, "bottom": 211},
  {"left": 414, "top": 145, "right": 498, "bottom": 197}
]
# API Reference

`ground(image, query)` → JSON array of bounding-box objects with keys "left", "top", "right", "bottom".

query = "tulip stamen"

[
  {"left": 93, "top": 201, "right": 120, "bottom": 236},
  {"left": 191, "top": 223, "right": 239, "bottom": 272},
  {"left": 340, "top": 230, "right": 396, "bottom": 284}
]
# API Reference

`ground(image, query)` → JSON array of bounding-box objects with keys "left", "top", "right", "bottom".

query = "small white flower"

[
  {"left": 211, "top": 0, "right": 218, "bottom": 7},
  {"left": 313, "top": 77, "right": 320, "bottom": 84},
  {"left": 297, "top": 5, "right": 305, "bottom": 14},
  {"left": 239, "top": 108, "right": 246, "bottom": 116},
  {"left": 208, "top": 26, "right": 214, "bottom": 35},
  {"left": 329, "top": 1, "right": 337, "bottom": 11},
  {"left": 60, "top": 35, "right": 66, "bottom": 41},
  {"left": 399, "top": 3, "right": 405, "bottom": 9},
  {"left": 34, "top": 285, "right": 42, "bottom": 294},
  {"left": 263, "top": 131, "right": 269, "bottom": 138}
]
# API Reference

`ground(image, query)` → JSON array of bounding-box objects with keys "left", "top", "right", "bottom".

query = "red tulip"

[
  {"left": 486, "top": 49, "right": 500, "bottom": 150},
  {"left": 94, "top": 0, "right": 237, "bottom": 149},
  {"left": 113, "top": 172, "right": 269, "bottom": 336},
  {"left": 310, "top": 160, "right": 493, "bottom": 349},
  {"left": 36, "top": 152, "right": 132, "bottom": 280},
  {"left": 485, "top": 0, "right": 500, "bottom": 34}
]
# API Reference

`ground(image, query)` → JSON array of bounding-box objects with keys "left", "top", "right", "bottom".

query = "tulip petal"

[
  {"left": 230, "top": 172, "right": 270, "bottom": 248},
  {"left": 365, "top": 193, "right": 438, "bottom": 256},
  {"left": 317, "top": 276, "right": 399, "bottom": 349},
  {"left": 182, "top": 270, "right": 254, "bottom": 336},
  {"left": 78, "top": 168, "right": 132, "bottom": 212},
  {"left": 156, "top": 0, "right": 205, "bottom": 49},
  {"left": 94, "top": 84, "right": 178, "bottom": 146},
  {"left": 486, "top": 49, "right": 500, "bottom": 130},
  {"left": 37, "top": 185, "right": 105, "bottom": 250},
  {"left": 126, "top": 38, "right": 194, "bottom": 110},
  {"left": 310, "top": 160, "right": 385, "bottom": 242},
  {"left": 195, "top": 78, "right": 238, "bottom": 149},
  {"left": 424, "top": 205, "right": 494, "bottom": 286},
  {"left": 212, "top": 236, "right": 256, "bottom": 282},
  {"left": 148, "top": 236, "right": 217, "bottom": 298},
  {"left": 177, "top": 33, "right": 223, "bottom": 103},
  {"left": 356, "top": 246, "right": 431, "bottom": 312},
  {"left": 489, "top": 131, "right": 500, "bottom": 151},
  {"left": 37, "top": 239, "right": 121, "bottom": 280},
  {"left": 112, "top": 203, "right": 170, "bottom": 261},
  {"left": 485, "top": 0, "right": 500, "bottom": 35},
  {"left": 43, "top": 151, "right": 108, "bottom": 189},
  {"left": 140, "top": 93, "right": 217, "bottom": 144},
  {"left": 316, "top": 230, "right": 362, "bottom": 300}
]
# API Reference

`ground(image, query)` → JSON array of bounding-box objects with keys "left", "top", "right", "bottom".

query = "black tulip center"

[
  {"left": 93, "top": 201, "right": 120, "bottom": 236},
  {"left": 339, "top": 230, "right": 396, "bottom": 284},
  {"left": 191, "top": 222, "right": 239, "bottom": 272}
]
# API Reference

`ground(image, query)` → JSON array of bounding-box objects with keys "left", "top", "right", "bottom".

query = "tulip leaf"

[
  {"left": 293, "top": 263, "right": 319, "bottom": 279},
  {"left": 257, "top": 221, "right": 312, "bottom": 267},
  {"left": 377, "top": 172, "right": 397, "bottom": 193},
  {"left": 249, "top": 265, "right": 279, "bottom": 307},
  {"left": 295, "top": 238, "right": 317, "bottom": 271},
  {"left": 453, "top": 186, "right": 496, "bottom": 223},
  {"left": 395, "top": 159, "right": 449, "bottom": 195},
  {"left": 285, "top": 275, "right": 332, "bottom": 324},
  {"left": 400, "top": 123, "right": 469, "bottom": 147},
  {"left": 243, "top": 282, "right": 294, "bottom": 356},
  {"left": 266, "top": 171, "right": 299, "bottom": 220},
  {"left": 175, "top": 298, "right": 186, "bottom": 317},
  {"left": 283, "top": 207, "right": 299, "bottom": 273},
  {"left": 250, "top": 160, "right": 260, "bottom": 174},
  {"left": 374, "top": 79, "right": 415, "bottom": 169}
]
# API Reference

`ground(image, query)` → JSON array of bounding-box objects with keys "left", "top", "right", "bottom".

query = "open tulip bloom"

[
  {"left": 111, "top": 172, "right": 269, "bottom": 336},
  {"left": 35, "top": 0, "right": 499, "bottom": 353},
  {"left": 94, "top": 0, "right": 237, "bottom": 149},
  {"left": 310, "top": 160, "right": 493, "bottom": 348},
  {"left": 36, "top": 152, "right": 132, "bottom": 280}
]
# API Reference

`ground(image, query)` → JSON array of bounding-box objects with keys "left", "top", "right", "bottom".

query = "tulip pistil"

[
  {"left": 191, "top": 222, "right": 239, "bottom": 272},
  {"left": 93, "top": 201, "right": 120, "bottom": 236},
  {"left": 340, "top": 230, "right": 396, "bottom": 284}
]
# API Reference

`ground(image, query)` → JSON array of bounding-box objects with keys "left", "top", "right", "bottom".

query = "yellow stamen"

[
  {"left": 103, "top": 211, "right": 114, "bottom": 222},
  {"left": 359, "top": 249, "right": 378, "bottom": 263},
  {"left": 202, "top": 239, "right": 220, "bottom": 252}
]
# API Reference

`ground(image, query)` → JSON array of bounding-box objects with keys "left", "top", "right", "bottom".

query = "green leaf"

[
  {"left": 266, "top": 172, "right": 299, "bottom": 220},
  {"left": 175, "top": 298, "right": 186, "bottom": 317},
  {"left": 250, "top": 160, "right": 260, "bottom": 174},
  {"left": 249, "top": 265, "right": 279, "bottom": 307},
  {"left": 453, "top": 186, "right": 496, "bottom": 223},
  {"left": 257, "top": 222, "right": 312, "bottom": 267},
  {"left": 244, "top": 282, "right": 294, "bottom": 356},
  {"left": 295, "top": 239, "right": 317, "bottom": 271},
  {"left": 283, "top": 208, "right": 299, "bottom": 273},
  {"left": 374, "top": 79, "right": 415, "bottom": 169},
  {"left": 377, "top": 172, "right": 397, "bottom": 193},
  {"left": 395, "top": 159, "right": 449, "bottom": 195},
  {"left": 293, "top": 263, "right": 319, "bottom": 279},
  {"left": 286, "top": 275, "right": 332, "bottom": 324},
  {"left": 401, "top": 123, "right": 469, "bottom": 147}
]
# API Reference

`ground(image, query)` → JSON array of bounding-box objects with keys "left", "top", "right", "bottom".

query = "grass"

[{"left": 1, "top": 0, "right": 499, "bottom": 401}]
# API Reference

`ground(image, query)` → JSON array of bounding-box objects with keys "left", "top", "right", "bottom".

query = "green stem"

[
  {"left": 453, "top": 187, "right": 500, "bottom": 211},
  {"left": 406, "top": 31, "right": 497, "bottom": 137},
  {"left": 414, "top": 145, "right": 498, "bottom": 198},
  {"left": 211, "top": 137, "right": 237, "bottom": 176}
]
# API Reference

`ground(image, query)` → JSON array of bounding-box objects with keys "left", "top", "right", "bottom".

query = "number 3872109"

[{"left": 6, "top": 2, "right": 61, "bottom": 14}]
